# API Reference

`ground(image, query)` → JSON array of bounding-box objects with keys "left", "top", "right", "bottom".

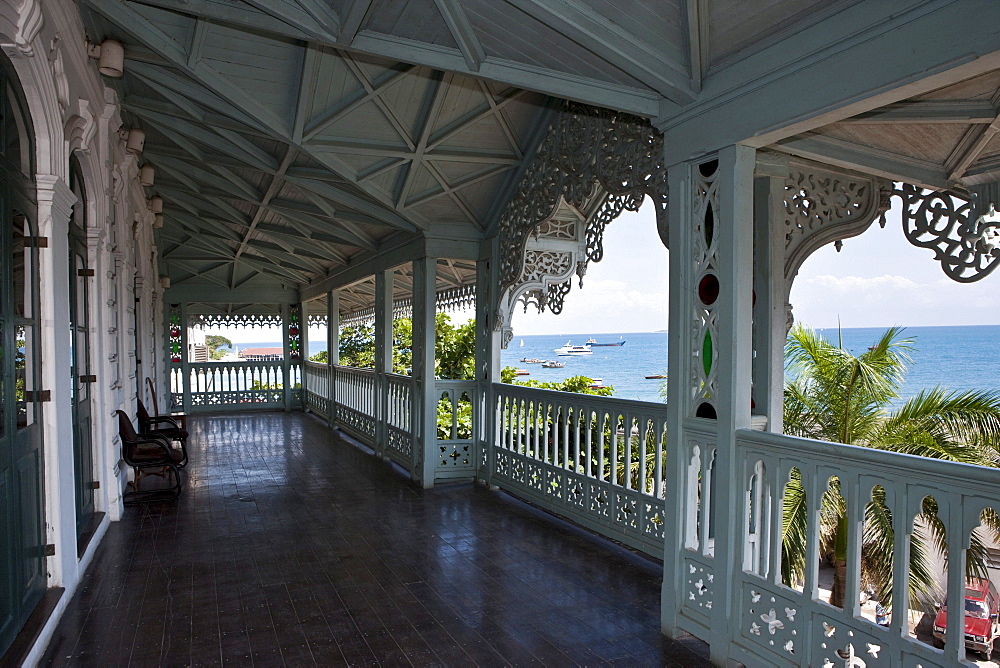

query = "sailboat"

[{"left": 520, "top": 339, "right": 524, "bottom": 347}]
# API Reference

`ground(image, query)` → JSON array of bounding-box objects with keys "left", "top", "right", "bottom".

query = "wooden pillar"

[
  {"left": 475, "top": 240, "right": 501, "bottom": 486},
  {"left": 297, "top": 301, "right": 308, "bottom": 409},
  {"left": 661, "top": 147, "right": 755, "bottom": 665},
  {"left": 281, "top": 303, "right": 292, "bottom": 411},
  {"left": 179, "top": 301, "right": 191, "bottom": 413},
  {"left": 411, "top": 257, "right": 437, "bottom": 487},
  {"left": 374, "top": 269, "right": 393, "bottom": 457},
  {"left": 327, "top": 290, "right": 339, "bottom": 425}
]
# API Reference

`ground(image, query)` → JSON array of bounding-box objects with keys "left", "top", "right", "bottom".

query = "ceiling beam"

[
  {"left": 285, "top": 174, "right": 419, "bottom": 232},
  {"left": 946, "top": 89, "right": 1000, "bottom": 182},
  {"left": 303, "top": 62, "right": 416, "bottom": 142},
  {"left": 338, "top": 0, "right": 375, "bottom": 44},
  {"left": 841, "top": 100, "right": 999, "bottom": 124},
  {"left": 232, "top": 148, "right": 297, "bottom": 286},
  {"left": 505, "top": 0, "right": 693, "bottom": 104},
  {"left": 242, "top": 0, "right": 340, "bottom": 42},
  {"left": 773, "top": 133, "right": 951, "bottom": 191},
  {"left": 685, "top": 0, "right": 708, "bottom": 93},
  {"left": 432, "top": 0, "right": 485, "bottom": 72}
]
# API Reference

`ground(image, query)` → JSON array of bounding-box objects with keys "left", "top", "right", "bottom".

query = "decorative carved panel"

[{"left": 494, "top": 100, "right": 668, "bottom": 346}]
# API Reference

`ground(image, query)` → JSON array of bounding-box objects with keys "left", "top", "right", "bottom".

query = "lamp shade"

[
  {"left": 125, "top": 128, "right": 145, "bottom": 154},
  {"left": 153, "top": 213, "right": 164, "bottom": 228},
  {"left": 97, "top": 40, "right": 124, "bottom": 77},
  {"left": 139, "top": 164, "right": 155, "bottom": 187},
  {"left": 148, "top": 196, "right": 163, "bottom": 213}
]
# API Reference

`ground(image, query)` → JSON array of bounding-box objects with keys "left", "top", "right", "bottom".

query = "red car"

[{"left": 932, "top": 577, "right": 999, "bottom": 660}]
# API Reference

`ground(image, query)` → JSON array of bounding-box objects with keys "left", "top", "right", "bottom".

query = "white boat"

[
  {"left": 541, "top": 360, "right": 564, "bottom": 368},
  {"left": 554, "top": 341, "right": 593, "bottom": 356}
]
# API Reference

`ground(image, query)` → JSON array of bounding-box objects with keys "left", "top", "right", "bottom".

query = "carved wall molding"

[
  {"left": 0, "top": 0, "right": 43, "bottom": 59},
  {"left": 896, "top": 182, "right": 1000, "bottom": 283},
  {"left": 493, "top": 100, "right": 668, "bottom": 347},
  {"left": 65, "top": 98, "right": 95, "bottom": 154}
]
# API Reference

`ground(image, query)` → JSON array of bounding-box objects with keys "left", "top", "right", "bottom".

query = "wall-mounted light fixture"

[
  {"left": 120, "top": 127, "right": 145, "bottom": 154},
  {"left": 159, "top": 276, "right": 170, "bottom": 290},
  {"left": 147, "top": 195, "right": 163, "bottom": 213},
  {"left": 153, "top": 213, "right": 164, "bottom": 228},
  {"left": 88, "top": 39, "right": 124, "bottom": 78},
  {"left": 139, "top": 164, "right": 155, "bottom": 187}
]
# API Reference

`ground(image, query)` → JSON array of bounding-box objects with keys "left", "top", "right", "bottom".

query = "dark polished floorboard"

[{"left": 42, "top": 412, "right": 710, "bottom": 667}]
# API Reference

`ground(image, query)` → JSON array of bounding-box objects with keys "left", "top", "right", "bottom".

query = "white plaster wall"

[{"left": 0, "top": 1, "right": 162, "bottom": 662}]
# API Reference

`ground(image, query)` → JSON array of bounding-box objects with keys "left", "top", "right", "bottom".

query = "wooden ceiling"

[{"left": 79, "top": 0, "right": 991, "bottom": 308}]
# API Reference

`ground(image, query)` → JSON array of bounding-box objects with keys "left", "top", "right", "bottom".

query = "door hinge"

[
  {"left": 89, "top": 481, "right": 100, "bottom": 490},
  {"left": 24, "top": 390, "right": 51, "bottom": 402},
  {"left": 80, "top": 374, "right": 97, "bottom": 383},
  {"left": 43, "top": 544, "right": 55, "bottom": 557},
  {"left": 24, "top": 236, "right": 48, "bottom": 248},
  {"left": 78, "top": 268, "right": 95, "bottom": 277}
]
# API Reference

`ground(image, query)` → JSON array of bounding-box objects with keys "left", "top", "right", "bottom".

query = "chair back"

[
  {"left": 145, "top": 377, "right": 160, "bottom": 416},
  {"left": 136, "top": 397, "right": 151, "bottom": 425},
  {"left": 116, "top": 410, "right": 139, "bottom": 445}
]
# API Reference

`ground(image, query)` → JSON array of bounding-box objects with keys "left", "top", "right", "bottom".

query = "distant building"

[{"left": 239, "top": 347, "right": 284, "bottom": 362}]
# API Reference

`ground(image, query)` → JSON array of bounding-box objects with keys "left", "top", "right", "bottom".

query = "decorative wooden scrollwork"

[
  {"left": 897, "top": 182, "right": 1000, "bottom": 283},
  {"left": 494, "top": 100, "right": 668, "bottom": 345}
]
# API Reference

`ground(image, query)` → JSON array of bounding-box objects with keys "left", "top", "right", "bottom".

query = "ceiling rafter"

[
  {"left": 504, "top": 0, "right": 693, "bottom": 104},
  {"left": 475, "top": 80, "right": 522, "bottom": 159},
  {"left": 285, "top": 174, "right": 419, "bottom": 232},
  {"left": 303, "top": 61, "right": 416, "bottom": 142},
  {"left": 242, "top": 0, "right": 339, "bottom": 42},
  {"left": 432, "top": 0, "right": 485, "bottom": 72},
  {"left": 287, "top": 188, "right": 378, "bottom": 249},
  {"left": 685, "top": 0, "right": 708, "bottom": 93},
  {"left": 396, "top": 70, "right": 448, "bottom": 209},
  {"left": 341, "top": 52, "right": 416, "bottom": 151},
  {"left": 309, "top": 139, "right": 520, "bottom": 164},
  {"left": 423, "top": 161, "right": 482, "bottom": 228},
  {"left": 338, "top": 0, "right": 375, "bottom": 43},
  {"left": 946, "top": 88, "right": 1000, "bottom": 182},
  {"left": 232, "top": 148, "right": 298, "bottom": 287},
  {"left": 404, "top": 164, "right": 510, "bottom": 209},
  {"left": 293, "top": 43, "right": 322, "bottom": 143}
]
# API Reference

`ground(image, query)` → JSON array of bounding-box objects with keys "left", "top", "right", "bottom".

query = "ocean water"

[{"left": 234, "top": 324, "right": 1000, "bottom": 405}]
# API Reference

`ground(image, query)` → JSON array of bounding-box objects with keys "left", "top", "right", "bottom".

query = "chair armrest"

[
  {"left": 131, "top": 433, "right": 175, "bottom": 460},
  {"left": 145, "top": 415, "right": 181, "bottom": 429}
]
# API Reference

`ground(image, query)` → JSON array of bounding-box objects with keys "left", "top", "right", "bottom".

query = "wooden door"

[{"left": 0, "top": 55, "right": 45, "bottom": 658}]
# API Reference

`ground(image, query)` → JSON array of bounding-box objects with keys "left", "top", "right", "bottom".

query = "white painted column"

[
  {"left": 711, "top": 145, "right": 756, "bottom": 661},
  {"left": 36, "top": 175, "right": 77, "bottom": 588},
  {"left": 179, "top": 302, "right": 191, "bottom": 413},
  {"left": 660, "top": 148, "right": 756, "bottom": 665},
  {"left": 327, "top": 290, "right": 339, "bottom": 425},
  {"left": 475, "top": 241, "right": 502, "bottom": 486},
  {"left": 411, "top": 257, "right": 437, "bottom": 487},
  {"left": 297, "top": 301, "right": 307, "bottom": 408},
  {"left": 373, "top": 269, "right": 394, "bottom": 457},
  {"left": 281, "top": 303, "right": 292, "bottom": 411}
]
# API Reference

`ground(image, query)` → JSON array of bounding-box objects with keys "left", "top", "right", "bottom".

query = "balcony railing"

[
  {"left": 303, "top": 361, "right": 331, "bottom": 416},
  {"left": 490, "top": 383, "right": 668, "bottom": 558},
  {"left": 170, "top": 361, "right": 301, "bottom": 411},
  {"left": 333, "top": 364, "right": 377, "bottom": 441},
  {"left": 668, "top": 428, "right": 1000, "bottom": 666},
  {"left": 385, "top": 372, "right": 414, "bottom": 467},
  {"left": 435, "top": 380, "right": 477, "bottom": 480}
]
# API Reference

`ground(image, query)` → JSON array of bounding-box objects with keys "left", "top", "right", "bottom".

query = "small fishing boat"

[
  {"left": 584, "top": 336, "right": 626, "bottom": 347},
  {"left": 645, "top": 374, "right": 667, "bottom": 379},
  {"left": 588, "top": 377, "right": 608, "bottom": 389},
  {"left": 541, "top": 360, "right": 564, "bottom": 368},
  {"left": 515, "top": 369, "right": 531, "bottom": 376},
  {"left": 519, "top": 358, "right": 543, "bottom": 363},
  {"left": 554, "top": 341, "right": 593, "bottom": 355}
]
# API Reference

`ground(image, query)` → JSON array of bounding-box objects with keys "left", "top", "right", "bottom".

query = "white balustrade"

[
  {"left": 170, "top": 361, "right": 299, "bottom": 410},
  {"left": 491, "top": 383, "right": 668, "bottom": 556},
  {"left": 334, "top": 365, "right": 377, "bottom": 440},
  {"left": 385, "top": 373, "right": 414, "bottom": 465},
  {"left": 435, "top": 380, "right": 477, "bottom": 479},
  {"left": 716, "top": 429, "right": 1000, "bottom": 667},
  {"left": 303, "top": 361, "right": 331, "bottom": 415}
]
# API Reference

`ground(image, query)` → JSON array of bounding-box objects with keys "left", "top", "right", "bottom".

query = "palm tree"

[{"left": 782, "top": 324, "right": 1000, "bottom": 610}]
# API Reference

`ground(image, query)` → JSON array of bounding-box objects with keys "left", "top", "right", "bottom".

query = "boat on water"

[
  {"left": 584, "top": 336, "right": 626, "bottom": 347},
  {"left": 515, "top": 369, "right": 531, "bottom": 376},
  {"left": 645, "top": 374, "right": 667, "bottom": 379},
  {"left": 588, "top": 377, "right": 608, "bottom": 389},
  {"left": 554, "top": 341, "right": 593, "bottom": 355},
  {"left": 519, "top": 357, "right": 543, "bottom": 363},
  {"left": 541, "top": 360, "right": 564, "bottom": 368}
]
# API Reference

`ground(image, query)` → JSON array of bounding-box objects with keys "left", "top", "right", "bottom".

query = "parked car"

[{"left": 932, "top": 577, "right": 999, "bottom": 660}]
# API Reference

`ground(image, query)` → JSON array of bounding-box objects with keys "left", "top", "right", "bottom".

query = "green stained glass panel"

[{"left": 702, "top": 330, "right": 713, "bottom": 377}]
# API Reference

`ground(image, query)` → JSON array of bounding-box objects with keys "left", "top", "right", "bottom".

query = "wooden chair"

[
  {"left": 136, "top": 397, "right": 189, "bottom": 468},
  {"left": 146, "top": 376, "right": 187, "bottom": 430},
  {"left": 116, "top": 410, "right": 183, "bottom": 503}
]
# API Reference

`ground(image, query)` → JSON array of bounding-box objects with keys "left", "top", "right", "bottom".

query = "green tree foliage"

[
  {"left": 782, "top": 324, "right": 1000, "bottom": 610},
  {"left": 309, "top": 350, "right": 328, "bottom": 363},
  {"left": 206, "top": 334, "right": 233, "bottom": 360}
]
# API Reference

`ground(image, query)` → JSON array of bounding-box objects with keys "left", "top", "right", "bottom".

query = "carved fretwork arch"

[{"left": 493, "top": 100, "right": 668, "bottom": 347}]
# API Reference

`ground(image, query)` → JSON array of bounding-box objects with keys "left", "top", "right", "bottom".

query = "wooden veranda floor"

[{"left": 41, "top": 412, "right": 710, "bottom": 666}]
